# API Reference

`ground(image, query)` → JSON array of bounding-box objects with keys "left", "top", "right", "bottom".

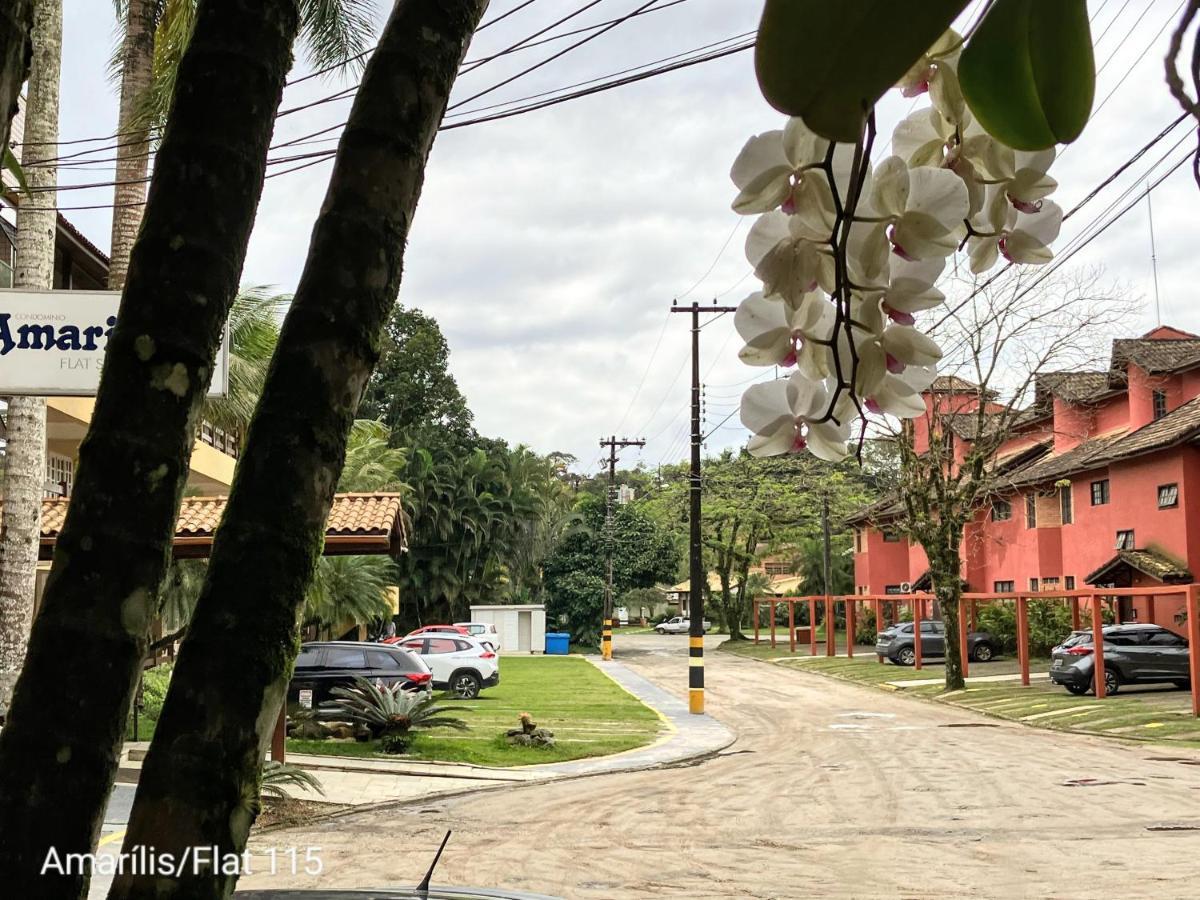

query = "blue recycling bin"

[{"left": 544, "top": 632, "right": 570, "bottom": 655}]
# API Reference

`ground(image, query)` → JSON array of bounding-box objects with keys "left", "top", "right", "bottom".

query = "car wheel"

[
  {"left": 1064, "top": 683, "right": 1089, "bottom": 696},
  {"left": 971, "top": 642, "right": 995, "bottom": 663},
  {"left": 451, "top": 671, "right": 481, "bottom": 699},
  {"left": 655, "top": 627, "right": 666, "bottom": 635},
  {"left": 895, "top": 646, "right": 916, "bottom": 666},
  {"left": 1094, "top": 668, "right": 1120, "bottom": 696}
]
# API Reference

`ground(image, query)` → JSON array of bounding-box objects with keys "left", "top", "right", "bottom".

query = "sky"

[{"left": 35, "top": 0, "right": 1200, "bottom": 477}]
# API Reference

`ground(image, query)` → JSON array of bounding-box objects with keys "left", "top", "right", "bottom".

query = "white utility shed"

[{"left": 468, "top": 604, "right": 546, "bottom": 654}]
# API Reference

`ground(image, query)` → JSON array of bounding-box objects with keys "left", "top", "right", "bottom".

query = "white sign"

[
  {"left": 0, "top": 289, "right": 228, "bottom": 397},
  {"left": 298, "top": 689, "right": 313, "bottom": 710}
]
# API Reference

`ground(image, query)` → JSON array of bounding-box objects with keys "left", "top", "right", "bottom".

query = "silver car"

[{"left": 1049, "top": 624, "right": 1191, "bottom": 695}]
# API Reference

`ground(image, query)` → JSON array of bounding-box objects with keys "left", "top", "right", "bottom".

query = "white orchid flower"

[
  {"left": 730, "top": 118, "right": 831, "bottom": 215},
  {"left": 968, "top": 184, "right": 1062, "bottom": 273},
  {"left": 865, "top": 156, "right": 969, "bottom": 261},
  {"left": 892, "top": 107, "right": 954, "bottom": 168},
  {"left": 745, "top": 211, "right": 837, "bottom": 298},
  {"left": 1001, "top": 200, "right": 1063, "bottom": 264},
  {"left": 881, "top": 255, "right": 946, "bottom": 323},
  {"left": 846, "top": 323, "right": 943, "bottom": 399},
  {"left": 896, "top": 30, "right": 968, "bottom": 126},
  {"left": 959, "top": 124, "right": 1056, "bottom": 212},
  {"left": 865, "top": 365, "right": 937, "bottom": 419},
  {"left": 1006, "top": 149, "right": 1057, "bottom": 212},
  {"left": 735, "top": 290, "right": 835, "bottom": 379},
  {"left": 740, "top": 374, "right": 856, "bottom": 461}
]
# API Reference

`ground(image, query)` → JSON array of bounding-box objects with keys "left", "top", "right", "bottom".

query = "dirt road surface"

[{"left": 242, "top": 634, "right": 1200, "bottom": 899}]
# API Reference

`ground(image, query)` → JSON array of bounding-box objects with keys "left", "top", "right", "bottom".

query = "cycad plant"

[
  {"left": 260, "top": 760, "right": 324, "bottom": 800},
  {"left": 321, "top": 677, "right": 469, "bottom": 754}
]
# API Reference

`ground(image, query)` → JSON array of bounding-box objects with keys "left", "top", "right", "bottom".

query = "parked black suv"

[
  {"left": 875, "top": 620, "right": 999, "bottom": 666},
  {"left": 286, "top": 641, "right": 433, "bottom": 714},
  {"left": 1049, "top": 624, "right": 1191, "bottom": 695}
]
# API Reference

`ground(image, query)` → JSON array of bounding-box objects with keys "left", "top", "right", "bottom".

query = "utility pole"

[
  {"left": 670, "top": 299, "right": 737, "bottom": 714},
  {"left": 598, "top": 435, "right": 644, "bottom": 661}
]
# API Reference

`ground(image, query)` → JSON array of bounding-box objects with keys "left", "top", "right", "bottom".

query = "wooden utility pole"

[
  {"left": 670, "top": 300, "right": 737, "bottom": 713},
  {"left": 599, "top": 435, "right": 644, "bottom": 660}
]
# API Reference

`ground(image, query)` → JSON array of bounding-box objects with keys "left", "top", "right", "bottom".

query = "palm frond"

[
  {"left": 260, "top": 760, "right": 324, "bottom": 799},
  {"left": 299, "top": 0, "right": 376, "bottom": 73}
]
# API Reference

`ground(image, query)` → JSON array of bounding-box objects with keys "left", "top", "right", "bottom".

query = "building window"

[
  {"left": 1059, "top": 485, "right": 1073, "bottom": 524},
  {"left": 993, "top": 580, "right": 1014, "bottom": 593},
  {"left": 0, "top": 238, "right": 13, "bottom": 288},
  {"left": 854, "top": 529, "right": 864, "bottom": 553},
  {"left": 45, "top": 453, "right": 74, "bottom": 498},
  {"left": 1158, "top": 483, "right": 1179, "bottom": 508},
  {"left": 1025, "top": 493, "right": 1037, "bottom": 528},
  {"left": 1065, "top": 576, "right": 1076, "bottom": 590},
  {"left": 1116, "top": 529, "right": 1135, "bottom": 550},
  {"left": 1153, "top": 389, "right": 1168, "bottom": 420},
  {"left": 882, "top": 530, "right": 902, "bottom": 542},
  {"left": 764, "top": 561, "right": 790, "bottom": 576},
  {"left": 1029, "top": 577, "right": 1040, "bottom": 592},
  {"left": 1090, "top": 479, "right": 1110, "bottom": 506},
  {"left": 1041, "top": 576, "right": 1060, "bottom": 591},
  {"left": 992, "top": 499, "right": 1012, "bottom": 521}
]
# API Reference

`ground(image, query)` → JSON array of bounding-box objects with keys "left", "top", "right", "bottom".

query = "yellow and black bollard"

[
  {"left": 602, "top": 618, "right": 613, "bottom": 660},
  {"left": 689, "top": 635, "right": 704, "bottom": 713}
]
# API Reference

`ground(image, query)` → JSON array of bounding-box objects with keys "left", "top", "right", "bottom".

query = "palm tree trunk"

[
  {"left": 0, "top": 2, "right": 299, "bottom": 895},
  {"left": 0, "top": 0, "right": 34, "bottom": 152},
  {"left": 107, "top": 0, "right": 156, "bottom": 290},
  {"left": 113, "top": 4, "right": 489, "bottom": 896},
  {"left": 0, "top": 0, "right": 60, "bottom": 711}
]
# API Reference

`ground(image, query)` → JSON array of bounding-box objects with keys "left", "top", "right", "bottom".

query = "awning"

[
  {"left": 6, "top": 492, "right": 406, "bottom": 560},
  {"left": 1084, "top": 549, "right": 1193, "bottom": 586}
]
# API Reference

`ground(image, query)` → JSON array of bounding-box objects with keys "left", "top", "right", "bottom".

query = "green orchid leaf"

[
  {"left": 958, "top": 0, "right": 1095, "bottom": 151},
  {"left": 755, "top": 0, "right": 970, "bottom": 143},
  {"left": 3, "top": 144, "right": 29, "bottom": 197}
]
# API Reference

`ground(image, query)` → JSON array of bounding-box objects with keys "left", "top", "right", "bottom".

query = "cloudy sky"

[{"left": 40, "top": 0, "right": 1200, "bottom": 475}]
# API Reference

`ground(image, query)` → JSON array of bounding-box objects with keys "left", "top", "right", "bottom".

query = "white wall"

[{"left": 469, "top": 604, "right": 546, "bottom": 654}]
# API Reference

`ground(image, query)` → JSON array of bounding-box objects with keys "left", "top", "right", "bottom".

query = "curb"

[{"left": 253, "top": 661, "right": 737, "bottom": 835}]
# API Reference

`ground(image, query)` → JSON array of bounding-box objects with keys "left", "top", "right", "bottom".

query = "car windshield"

[{"left": 1061, "top": 632, "right": 1092, "bottom": 648}]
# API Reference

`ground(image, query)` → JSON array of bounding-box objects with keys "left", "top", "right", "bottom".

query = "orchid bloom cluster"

[{"left": 731, "top": 29, "right": 1062, "bottom": 461}]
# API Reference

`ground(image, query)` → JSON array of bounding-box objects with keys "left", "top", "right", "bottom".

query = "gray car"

[
  {"left": 1049, "top": 624, "right": 1192, "bottom": 695},
  {"left": 875, "top": 620, "right": 999, "bottom": 666}
]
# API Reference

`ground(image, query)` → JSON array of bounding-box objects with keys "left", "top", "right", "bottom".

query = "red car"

[{"left": 382, "top": 624, "right": 469, "bottom": 645}]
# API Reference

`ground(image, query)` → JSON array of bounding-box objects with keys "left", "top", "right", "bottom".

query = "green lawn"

[
  {"left": 287, "top": 655, "right": 664, "bottom": 767},
  {"left": 787, "top": 653, "right": 1200, "bottom": 744}
]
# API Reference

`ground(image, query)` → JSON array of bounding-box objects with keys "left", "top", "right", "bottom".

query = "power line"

[
  {"left": 448, "top": 0, "right": 661, "bottom": 111},
  {"left": 930, "top": 113, "right": 1190, "bottom": 332},
  {"left": 18, "top": 37, "right": 752, "bottom": 212}
]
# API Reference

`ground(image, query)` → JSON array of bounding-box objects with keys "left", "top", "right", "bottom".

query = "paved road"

[{"left": 241, "top": 633, "right": 1200, "bottom": 899}]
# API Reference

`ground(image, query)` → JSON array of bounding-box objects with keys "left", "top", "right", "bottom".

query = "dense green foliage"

[
  {"left": 359, "top": 304, "right": 474, "bottom": 448},
  {"left": 543, "top": 496, "right": 678, "bottom": 646},
  {"left": 641, "top": 451, "right": 876, "bottom": 639}
]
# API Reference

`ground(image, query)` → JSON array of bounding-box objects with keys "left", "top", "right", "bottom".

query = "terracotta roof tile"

[
  {"left": 1111, "top": 337, "right": 1200, "bottom": 376},
  {"left": 6, "top": 492, "right": 406, "bottom": 558},
  {"left": 1035, "top": 371, "right": 1112, "bottom": 404},
  {"left": 1085, "top": 549, "right": 1193, "bottom": 585}
]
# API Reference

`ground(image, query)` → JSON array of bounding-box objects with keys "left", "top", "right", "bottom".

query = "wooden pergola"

[{"left": 752, "top": 587, "right": 1200, "bottom": 717}]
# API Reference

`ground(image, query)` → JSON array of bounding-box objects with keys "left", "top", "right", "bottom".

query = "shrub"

[
  {"left": 974, "top": 599, "right": 1095, "bottom": 657},
  {"left": 260, "top": 761, "right": 324, "bottom": 799},
  {"left": 854, "top": 608, "right": 877, "bottom": 645},
  {"left": 320, "top": 677, "right": 470, "bottom": 753}
]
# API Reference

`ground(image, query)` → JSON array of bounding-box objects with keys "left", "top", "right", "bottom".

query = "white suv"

[
  {"left": 454, "top": 621, "right": 501, "bottom": 651},
  {"left": 395, "top": 634, "right": 499, "bottom": 699}
]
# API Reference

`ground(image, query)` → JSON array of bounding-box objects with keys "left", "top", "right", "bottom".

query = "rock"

[{"left": 505, "top": 727, "right": 555, "bottom": 748}]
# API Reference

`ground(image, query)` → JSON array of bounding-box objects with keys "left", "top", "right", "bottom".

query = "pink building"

[{"left": 849, "top": 327, "right": 1200, "bottom": 633}]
